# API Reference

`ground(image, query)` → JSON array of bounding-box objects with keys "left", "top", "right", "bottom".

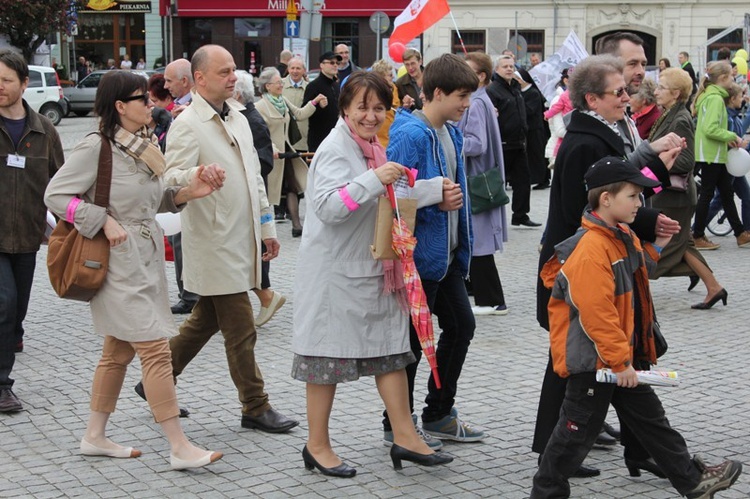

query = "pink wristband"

[
  {"left": 66, "top": 197, "right": 82, "bottom": 224},
  {"left": 338, "top": 186, "right": 360, "bottom": 212},
  {"left": 641, "top": 167, "right": 663, "bottom": 194}
]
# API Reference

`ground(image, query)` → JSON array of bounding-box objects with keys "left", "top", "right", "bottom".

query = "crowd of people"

[{"left": 1, "top": 30, "right": 747, "bottom": 496}]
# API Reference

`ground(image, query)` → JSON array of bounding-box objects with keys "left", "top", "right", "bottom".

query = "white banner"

[{"left": 529, "top": 31, "right": 588, "bottom": 104}]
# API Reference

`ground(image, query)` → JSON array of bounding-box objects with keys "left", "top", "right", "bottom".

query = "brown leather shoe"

[
  {"left": 693, "top": 235, "right": 720, "bottom": 250},
  {"left": 0, "top": 388, "right": 23, "bottom": 413},
  {"left": 736, "top": 231, "right": 750, "bottom": 248}
]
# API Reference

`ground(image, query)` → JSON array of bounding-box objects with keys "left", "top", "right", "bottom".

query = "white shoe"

[
  {"left": 170, "top": 450, "right": 223, "bottom": 470},
  {"left": 80, "top": 437, "right": 141, "bottom": 458},
  {"left": 255, "top": 291, "right": 287, "bottom": 327},
  {"left": 472, "top": 305, "right": 509, "bottom": 316}
]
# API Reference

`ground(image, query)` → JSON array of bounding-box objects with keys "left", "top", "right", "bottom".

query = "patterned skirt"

[{"left": 291, "top": 352, "right": 416, "bottom": 384}]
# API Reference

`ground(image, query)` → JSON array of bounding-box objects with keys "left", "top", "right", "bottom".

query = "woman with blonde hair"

[
  {"left": 45, "top": 71, "right": 222, "bottom": 469},
  {"left": 691, "top": 61, "right": 750, "bottom": 263},
  {"left": 255, "top": 67, "right": 328, "bottom": 237},
  {"left": 650, "top": 68, "right": 727, "bottom": 309},
  {"left": 370, "top": 59, "right": 400, "bottom": 147}
]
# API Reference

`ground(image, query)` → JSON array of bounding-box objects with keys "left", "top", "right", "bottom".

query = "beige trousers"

[{"left": 90, "top": 336, "right": 179, "bottom": 422}]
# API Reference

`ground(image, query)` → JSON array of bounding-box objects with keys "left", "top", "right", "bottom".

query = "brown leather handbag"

[{"left": 47, "top": 135, "right": 113, "bottom": 301}]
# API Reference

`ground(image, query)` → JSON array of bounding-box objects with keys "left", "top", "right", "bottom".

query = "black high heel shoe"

[
  {"left": 302, "top": 446, "right": 356, "bottom": 478},
  {"left": 687, "top": 275, "right": 700, "bottom": 292},
  {"left": 390, "top": 443, "right": 454, "bottom": 470},
  {"left": 691, "top": 288, "right": 728, "bottom": 309},
  {"left": 625, "top": 457, "right": 667, "bottom": 478}
]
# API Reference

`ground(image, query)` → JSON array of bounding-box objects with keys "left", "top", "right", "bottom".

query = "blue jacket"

[{"left": 387, "top": 109, "right": 473, "bottom": 281}]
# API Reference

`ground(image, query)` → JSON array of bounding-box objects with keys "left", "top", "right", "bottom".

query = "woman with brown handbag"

[{"left": 45, "top": 71, "right": 223, "bottom": 470}]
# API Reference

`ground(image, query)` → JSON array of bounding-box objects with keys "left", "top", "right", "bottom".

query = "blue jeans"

[
  {"left": 706, "top": 176, "right": 750, "bottom": 231},
  {"left": 382, "top": 260, "right": 476, "bottom": 429},
  {"left": 0, "top": 252, "right": 37, "bottom": 388}
]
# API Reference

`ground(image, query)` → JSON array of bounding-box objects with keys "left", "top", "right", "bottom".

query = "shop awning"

[{"left": 175, "top": 0, "right": 407, "bottom": 17}]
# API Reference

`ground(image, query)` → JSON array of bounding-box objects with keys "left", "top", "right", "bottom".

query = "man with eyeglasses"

[
  {"left": 303, "top": 51, "right": 341, "bottom": 152},
  {"left": 335, "top": 44, "right": 359, "bottom": 82},
  {"left": 533, "top": 45, "right": 685, "bottom": 480}
]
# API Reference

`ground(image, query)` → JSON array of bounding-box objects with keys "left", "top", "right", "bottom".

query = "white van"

[{"left": 24, "top": 65, "right": 65, "bottom": 126}]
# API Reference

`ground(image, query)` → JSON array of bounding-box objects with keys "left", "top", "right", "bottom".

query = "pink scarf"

[{"left": 344, "top": 117, "right": 408, "bottom": 311}]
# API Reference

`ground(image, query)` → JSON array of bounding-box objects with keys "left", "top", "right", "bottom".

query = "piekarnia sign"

[{"left": 82, "top": 0, "right": 152, "bottom": 13}]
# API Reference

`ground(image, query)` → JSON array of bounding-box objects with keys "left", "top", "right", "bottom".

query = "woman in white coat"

[
  {"left": 45, "top": 71, "right": 222, "bottom": 470},
  {"left": 255, "top": 67, "right": 327, "bottom": 237},
  {"left": 292, "top": 72, "right": 453, "bottom": 477}
]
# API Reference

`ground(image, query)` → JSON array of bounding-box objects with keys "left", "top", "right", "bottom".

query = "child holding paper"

[{"left": 531, "top": 156, "right": 742, "bottom": 498}]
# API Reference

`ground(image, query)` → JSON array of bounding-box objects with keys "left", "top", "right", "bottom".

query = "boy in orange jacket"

[{"left": 531, "top": 157, "right": 742, "bottom": 499}]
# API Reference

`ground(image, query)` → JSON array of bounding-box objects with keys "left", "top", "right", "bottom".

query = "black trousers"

[
  {"left": 531, "top": 372, "right": 701, "bottom": 498},
  {"left": 532, "top": 352, "right": 652, "bottom": 460},
  {"left": 469, "top": 254, "right": 505, "bottom": 307},
  {"left": 382, "top": 261, "right": 476, "bottom": 429},
  {"left": 693, "top": 161, "right": 744, "bottom": 237},
  {"left": 168, "top": 233, "right": 199, "bottom": 305},
  {"left": 502, "top": 147, "right": 532, "bottom": 223}
]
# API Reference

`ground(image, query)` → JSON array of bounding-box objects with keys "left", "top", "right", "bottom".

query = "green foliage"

[{"left": 0, "top": 0, "right": 81, "bottom": 62}]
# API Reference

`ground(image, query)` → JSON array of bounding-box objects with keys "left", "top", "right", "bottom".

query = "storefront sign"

[
  {"left": 177, "top": 0, "right": 405, "bottom": 17},
  {"left": 82, "top": 0, "right": 152, "bottom": 13}
]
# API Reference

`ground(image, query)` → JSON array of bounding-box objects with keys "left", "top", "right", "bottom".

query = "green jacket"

[{"left": 694, "top": 84, "right": 737, "bottom": 164}]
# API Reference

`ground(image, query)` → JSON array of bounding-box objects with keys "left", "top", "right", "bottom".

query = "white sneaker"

[
  {"left": 472, "top": 305, "right": 508, "bottom": 316},
  {"left": 255, "top": 291, "right": 286, "bottom": 327}
]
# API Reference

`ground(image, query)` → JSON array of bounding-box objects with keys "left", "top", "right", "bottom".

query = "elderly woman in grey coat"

[
  {"left": 459, "top": 52, "right": 509, "bottom": 316},
  {"left": 45, "top": 71, "right": 222, "bottom": 470},
  {"left": 292, "top": 72, "right": 453, "bottom": 478}
]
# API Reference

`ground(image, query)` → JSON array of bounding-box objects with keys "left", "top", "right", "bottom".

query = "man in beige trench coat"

[{"left": 153, "top": 44, "right": 298, "bottom": 433}]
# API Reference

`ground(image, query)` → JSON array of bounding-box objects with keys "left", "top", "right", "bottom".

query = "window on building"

[
  {"left": 707, "top": 28, "right": 742, "bottom": 62},
  {"left": 510, "top": 29, "right": 545, "bottom": 68},
  {"left": 452, "top": 30, "right": 486, "bottom": 54},
  {"left": 323, "top": 19, "right": 359, "bottom": 64},
  {"left": 234, "top": 19, "right": 271, "bottom": 38},
  {"left": 183, "top": 19, "right": 212, "bottom": 59}
]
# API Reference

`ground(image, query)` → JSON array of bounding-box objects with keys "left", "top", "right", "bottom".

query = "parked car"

[
  {"left": 24, "top": 65, "right": 65, "bottom": 126},
  {"left": 63, "top": 69, "right": 150, "bottom": 117}
]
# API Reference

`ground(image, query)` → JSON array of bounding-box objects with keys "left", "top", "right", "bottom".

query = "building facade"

[{"left": 423, "top": 1, "right": 749, "bottom": 72}]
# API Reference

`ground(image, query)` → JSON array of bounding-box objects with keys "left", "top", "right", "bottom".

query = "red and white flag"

[{"left": 389, "top": 0, "right": 451, "bottom": 46}]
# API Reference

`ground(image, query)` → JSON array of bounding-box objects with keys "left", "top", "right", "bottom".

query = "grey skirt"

[{"left": 291, "top": 352, "right": 416, "bottom": 384}]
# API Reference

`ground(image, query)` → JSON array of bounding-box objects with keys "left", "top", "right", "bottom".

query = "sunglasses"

[
  {"left": 603, "top": 87, "right": 628, "bottom": 98},
  {"left": 120, "top": 93, "right": 150, "bottom": 104}
]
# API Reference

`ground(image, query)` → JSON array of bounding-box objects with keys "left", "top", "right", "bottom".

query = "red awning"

[{"left": 175, "top": 0, "right": 407, "bottom": 17}]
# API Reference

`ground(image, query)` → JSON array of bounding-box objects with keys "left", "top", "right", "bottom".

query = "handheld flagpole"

[{"left": 448, "top": 10, "right": 467, "bottom": 54}]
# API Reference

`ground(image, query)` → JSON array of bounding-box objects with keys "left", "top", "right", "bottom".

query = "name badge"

[{"left": 7, "top": 154, "right": 26, "bottom": 169}]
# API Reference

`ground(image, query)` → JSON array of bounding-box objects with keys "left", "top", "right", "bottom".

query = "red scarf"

[{"left": 344, "top": 117, "right": 408, "bottom": 311}]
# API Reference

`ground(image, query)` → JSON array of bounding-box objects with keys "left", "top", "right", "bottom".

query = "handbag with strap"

[
  {"left": 287, "top": 113, "right": 302, "bottom": 145},
  {"left": 666, "top": 173, "right": 689, "bottom": 192},
  {"left": 47, "top": 134, "right": 113, "bottom": 301},
  {"left": 468, "top": 167, "right": 509, "bottom": 214},
  {"left": 371, "top": 196, "right": 417, "bottom": 260}
]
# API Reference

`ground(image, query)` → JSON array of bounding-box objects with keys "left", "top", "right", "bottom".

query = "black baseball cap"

[
  {"left": 319, "top": 51, "right": 343, "bottom": 63},
  {"left": 584, "top": 156, "right": 661, "bottom": 190}
]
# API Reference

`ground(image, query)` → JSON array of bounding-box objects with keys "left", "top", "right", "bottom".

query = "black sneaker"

[
  {"left": 0, "top": 388, "right": 23, "bottom": 413},
  {"left": 685, "top": 456, "right": 742, "bottom": 499}
]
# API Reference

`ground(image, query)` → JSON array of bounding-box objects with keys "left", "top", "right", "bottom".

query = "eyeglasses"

[
  {"left": 120, "top": 94, "right": 149, "bottom": 104},
  {"left": 320, "top": 60, "right": 337, "bottom": 65},
  {"left": 602, "top": 87, "right": 628, "bottom": 98}
]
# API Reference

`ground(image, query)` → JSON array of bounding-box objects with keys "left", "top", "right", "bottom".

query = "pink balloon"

[{"left": 389, "top": 42, "right": 406, "bottom": 63}]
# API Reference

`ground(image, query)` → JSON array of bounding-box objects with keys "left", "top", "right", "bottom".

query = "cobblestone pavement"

[{"left": 2, "top": 116, "right": 748, "bottom": 498}]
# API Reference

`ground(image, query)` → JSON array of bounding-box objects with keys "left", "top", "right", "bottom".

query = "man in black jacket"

[
  {"left": 486, "top": 55, "right": 540, "bottom": 227},
  {"left": 303, "top": 52, "right": 341, "bottom": 152}
]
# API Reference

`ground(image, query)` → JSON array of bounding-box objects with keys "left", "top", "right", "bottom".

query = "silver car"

[{"left": 64, "top": 70, "right": 151, "bottom": 117}]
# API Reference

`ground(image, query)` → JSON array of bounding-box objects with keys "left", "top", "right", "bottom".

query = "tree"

[{"left": 0, "top": 0, "right": 79, "bottom": 62}]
